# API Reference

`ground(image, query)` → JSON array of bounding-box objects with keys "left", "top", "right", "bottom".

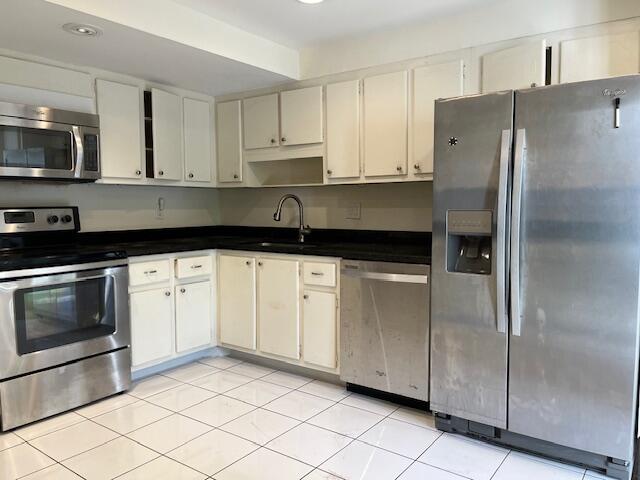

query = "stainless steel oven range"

[{"left": 0, "top": 207, "right": 130, "bottom": 430}]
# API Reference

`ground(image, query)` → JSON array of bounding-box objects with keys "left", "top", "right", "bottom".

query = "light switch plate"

[{"left": 346, "top": 203, "right": 361, "bottom": 220}]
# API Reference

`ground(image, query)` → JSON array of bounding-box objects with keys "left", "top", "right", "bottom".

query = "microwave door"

[{"left": 0, "top": 116, "right": 79, "bottom": 179}]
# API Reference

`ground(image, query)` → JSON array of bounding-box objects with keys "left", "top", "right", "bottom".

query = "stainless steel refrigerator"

[{"left": 430, "top": 75, "right": 640, "bottom": 480}]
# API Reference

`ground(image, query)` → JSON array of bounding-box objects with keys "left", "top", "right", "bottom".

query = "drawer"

[
  {"left": 175, "top": 255, "right": 212, "bottom": 279},
  {"left": 304, "top": 262, "right": 336, "bottom": 287},
  {"left": 129, "top": 259, "right": 171, "bottom": 286}
]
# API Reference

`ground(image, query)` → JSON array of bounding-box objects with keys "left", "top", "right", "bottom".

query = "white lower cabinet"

[
  {"left": 130, "top": 287, "right": 173, "bottom": 366},
  {"left": 217, "top": 251, "right": 339, "bottom": 372},
  {"left": 303, "top": 290, "right": 337, "bottom": 369},
  {"left": 257, "top": 258, "right": 301, "bottom": 360},
  {"left": 218, "top": 255, "right": 256, "bottom": 350},
  {"left": 176, "top": 280, "right": 212, "bottom": 352},
  {"left": 129, "top": 252, "right": 215, "bottom": 370}
]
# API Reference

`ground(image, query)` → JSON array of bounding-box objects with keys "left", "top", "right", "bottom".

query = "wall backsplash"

[
  {"left": 0, "top": 181, "right": 220, "bottom": 232},
  {"left": 217, "top": 182, "right": 433, "bottom": 232},
  {"left": 0, "top": 181, "right": 432, "bottom": 233}
]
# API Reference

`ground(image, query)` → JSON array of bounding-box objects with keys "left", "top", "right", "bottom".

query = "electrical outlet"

[
  {"left": 156, "top": 197, "right": 165, "bottom": 219},
  {"left": 346, "top": 203, "right": 361, "bottom": 220}
]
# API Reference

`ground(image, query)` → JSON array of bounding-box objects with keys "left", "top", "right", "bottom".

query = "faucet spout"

[{"left": 272, "top": 194, "right": 311, "bottom": 243}]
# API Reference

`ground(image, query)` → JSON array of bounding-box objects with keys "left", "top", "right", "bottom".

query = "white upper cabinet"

[
  {"left": 363, "top": 70, "right": 408, "bottom": 177},
  {"left": 183, "top": 98, "right": 212, "bottom": 183},
  {"left": 96, "top": 79, "right": 143, "bottom": 180},
  {"left": 218, "top": 255, "right": 256, "bottom": 350},
  {"left": 326, "top": 80, "right": 360, "bottom": 180},
  {"left": 243, "top": 93, "right": 279, "bottom": 149},
  {"left": 257, "top": 257, "right": 301, "bottom": 360},
  {"left": 175, "top": 280, "right": 212, "bottom": 353},
  {"left": 280, "top": 86, "right": 324, "bottom": 146},
  {"left": 216, "top": 100, "right": 243, "bottom": 183},
  {"left": 560, "top": 32, "right": 640, "bottom": 84},
  {"left": 482, "top": 40, "right": 547, "bottom": 93},
  {"left": 152, "top": 88, "right": 183, "bottom": 180},
  {"left": 411, "top": 61, "right": 464, "bottom": 176}
]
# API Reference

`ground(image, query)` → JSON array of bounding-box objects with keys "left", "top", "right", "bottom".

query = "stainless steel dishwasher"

[{"left": 340, "top": 260, "right": 430, "bottom": 401}]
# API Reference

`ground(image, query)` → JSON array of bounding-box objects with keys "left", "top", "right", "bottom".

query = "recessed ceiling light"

[
  {"left": 298, "top": 0, "right": 324, "bottom": 4},
  {"left": 62, "top": 23, "right": 102, "bottom": 37}
]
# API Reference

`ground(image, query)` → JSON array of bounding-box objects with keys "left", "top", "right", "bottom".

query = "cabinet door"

[
  {"left": 482, "top": 40, "right": 547, "bottom": 93},
  {"left": 280, "top": 86, "right": 323, "bottom": 146},
  {"left": 363, "top": 71, "right": 408, "bottom": 177},
  {"left": 152, "top": 88, "right": 183, "bottom": 180},
  {"left": 242, "top": 93, "right": 279, "bottom": 149},
  {"left": 303, "top": 290, "right": 337, "bottom": 369},
  {"left": 176, "top": 281, "right": 212, "bottom": 352},
  {"left": 411, "top": 61, "right": 464, "bottom": 175},
  {"left": 219, "top": 255, "right": 256, "bottom": 350},
  {"left": 258, "top": 258, "right": 300, "bottom": 359},
  {"left": 326, "top": 80, "right": 360, "bottom": 179},
  {"left": 216, "top": 100, "right": 243, "bottom": 183},
  {"left": 560, "top": 32, "right": 640, "bottom": 84},
  {"left": 96, "top": 79, "right": 143, "bottom": 180},
  {"left": 130, "top": 288, "right": 173, "bottom": 366},
  {"left": 183, "top": 98, "right": 212, "bottom": 183}
]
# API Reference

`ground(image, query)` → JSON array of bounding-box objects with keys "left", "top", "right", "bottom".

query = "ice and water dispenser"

[{"left": 446, "top": 210, "right": 493, "bottom": 275}]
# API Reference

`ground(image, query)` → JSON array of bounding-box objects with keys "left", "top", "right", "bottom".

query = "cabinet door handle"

[
  {"left": 188, "top": 172, "right": 194, "bottom": 179},
  {"left": 144, "top": 270, "right": 157, "bottom": 275},
  {"left": 327, "top": 170, "right": 332, "bottom": 175},
  {"left": 414, "top": 164, "right": 420, "bottom": 170},
  {"left": 135, "top": 170, "right": 142, "bottom": 176},
  {"left": 258, "top": 261, "right": 263, "bottom": 267},
  {"left": 158, "top": 170, "right": 164, "bottom": 176},
  {"left": 396, "top": 166, "right": 402, "bottom": 172},
  {"left": 165, "top": 291, "right": 171, "bottom": 297},
  {"left": 281, "top": 137, "right": 286, "bottom": 143},
  {"left": 303, "top": 294, "right": 309, "bottom": 300},
  {"left": 180, "top": 288, "right": 186, "bottom": 293},
  {"left": 311, "top": 272, "right": 324, "bottom": 276},
  {"left": 233, "top": 174, "right": 239, "bottom": 179},
  {"left": 246, "top": 260, "right": 252, "bottom": 266},
  {"left": 270, "top": 138, "right": 276, "bottom": 144}
]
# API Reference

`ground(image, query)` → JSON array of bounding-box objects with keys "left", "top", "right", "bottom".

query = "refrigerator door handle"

[
  {"left": 496, "top": 129, "right": 511, "bottom": 334},
  {"left": 510, "top": 128, "right": 527, "bottom": 336}
]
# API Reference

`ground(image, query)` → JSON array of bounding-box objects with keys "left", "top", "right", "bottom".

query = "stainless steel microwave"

[{"left": 0, "top": 101, "right": 100, "bottom": 181}]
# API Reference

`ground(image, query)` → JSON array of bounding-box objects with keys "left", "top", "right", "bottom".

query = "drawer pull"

[
  {"left": 165, "top": 291, "right": 171, "bottom": 297},
  {"left": 144, "top": 270, "right": 158, "bottom": 275},
  {"left": 311, "top": 272, "right": 324, "bottom": 276},
  {"left": 190, "top": 264, "right": 203, "bottom": 269}
]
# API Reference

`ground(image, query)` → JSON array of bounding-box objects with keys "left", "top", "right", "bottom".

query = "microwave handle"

[{"left": 72, "top": 126, "right": 84, "bottom": 177}]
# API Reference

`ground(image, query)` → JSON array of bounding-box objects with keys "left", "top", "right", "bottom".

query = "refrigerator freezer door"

[
  {"left": 430, "top": 91, "right": 513, "bottom": 428},
  {"left": 509, "top": 76, "right": 640, "bottom": 461}
]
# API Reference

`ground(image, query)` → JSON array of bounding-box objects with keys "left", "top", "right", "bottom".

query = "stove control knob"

[
  {"left": 47, "top": 215, "right": 59, "bottom": 225},
  {"left": 61, "top": 215, "right": 73, "bottom": 224}
]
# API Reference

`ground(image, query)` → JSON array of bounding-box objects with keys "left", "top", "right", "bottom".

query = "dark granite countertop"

[{"left": 0, "top": 226, "right": 431, "bottom": 271}]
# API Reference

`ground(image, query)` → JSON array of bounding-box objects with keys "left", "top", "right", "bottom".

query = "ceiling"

[
  {"left": 172, "top": 0, "right": 495, "bottom": 49},
  {"left": 0, "top": 0, "right": 292, "bottom": 97}
]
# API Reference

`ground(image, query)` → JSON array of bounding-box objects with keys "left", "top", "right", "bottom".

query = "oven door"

[
  {"left": 0, "top": 116, "right": 100, "bottom": 181},
  {"left": 0, "top": 262, "right": 129, "bottom": 379}
]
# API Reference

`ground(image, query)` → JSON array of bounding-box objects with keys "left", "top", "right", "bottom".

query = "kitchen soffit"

[{"left": 172, "top": 0, "right": 496, "bottom": 49}]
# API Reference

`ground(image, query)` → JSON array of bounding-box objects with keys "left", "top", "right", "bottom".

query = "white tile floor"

[{"left": 0, "top": 356, "right": 618, "bottom": 480}]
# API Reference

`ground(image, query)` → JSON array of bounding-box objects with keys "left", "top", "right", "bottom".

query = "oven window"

[
  {"left": 0, "top": 125, "right": 73, "bottom": 170},
  {"left": 14, "top": 277, "right": 116, "bottom": 355}
]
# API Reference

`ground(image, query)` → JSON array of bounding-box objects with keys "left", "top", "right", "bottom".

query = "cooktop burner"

[{"left": 0, "top": 207, "right": 127, "bottom": 272}]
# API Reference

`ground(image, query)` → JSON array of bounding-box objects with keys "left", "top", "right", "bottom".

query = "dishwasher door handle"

[{"left": 341, "top": 270, "right": 429, "bottom": 284}]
